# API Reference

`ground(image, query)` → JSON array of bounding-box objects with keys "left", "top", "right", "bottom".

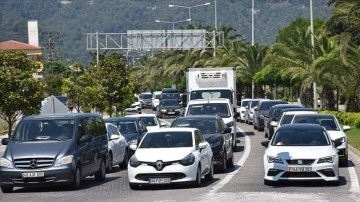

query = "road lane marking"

[
  {"left": 348, "top": 148, "right": 360, "bottom": 192},
  {"left": 208, "top": 126, "right": 250, "bottom": 195}
]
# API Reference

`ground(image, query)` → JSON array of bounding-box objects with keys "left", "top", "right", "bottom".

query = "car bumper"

[
  {"left": 128, "top": 162, "right": 198, "bottom": 185},
  {"left": 159, "top": 111, "right": 180, "bottom": 117},
  {"left": 264, "top": 162, "right": 339, "bottom": 182},
  {"left": 0, "top": 165, "right": 75, "bottom": 187}
]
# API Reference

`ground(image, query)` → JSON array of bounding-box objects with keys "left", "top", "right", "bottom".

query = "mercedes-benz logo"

[
  {"left": 297, "top": 160, "right": 303, "bottom": 165},
  {"left": 29, "top": 159, "right": 38, "bottom": 168},
  {"left": 155, "top": 160, "right": 164, "bottom": 171}
]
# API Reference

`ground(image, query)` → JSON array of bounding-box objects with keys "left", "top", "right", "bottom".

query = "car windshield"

[
  {"left": 139, "top": 131, "right": 193, "bottom": 148},
  {"left": 139, "top": 117, "right": 158, "bottom": 127},
  {"left": 292, "top": 116, "right": 339, "bottom": 131},
  {"left": 271, "top": 128, "right": 330, "bottom": 146},
  {"left": 11, "top": 119, "right": 75, "bottom": 141},
  {"left": 187, "top": 103, "right": 230, "bottom": 118},
  {"left": 251, "top": 100, "right": 259, "bottom": 108},
  {"left": 160, "top": 99, "right": 179, "bottom": 106},
  {"left": 279, "top": 114, "right": 294, "bottom": 126},
  {"left": 161, "top": 93, "right": 180, "bottom": 100},
  {"left": 172, "top": 119, "right": 218, "bottom": 134},
  {"left": 242, "top": 100, "right": 250, "bottom": 107},
  {"left": 116, "top": 121, "right": 139, "bottom": 134},
  {"left": 140, "top": 94, "right": 152, "bottom": 99},
  {"left": 155, "top": 94, "right": 161, "bottom": 99}
]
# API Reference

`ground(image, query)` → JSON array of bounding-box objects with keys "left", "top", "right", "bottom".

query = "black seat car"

[
  {"left": 104, "top": 116, "right": 147, "bottom": 157},
  {"left": 264, "top": 104, "right": 304, "bottom": 139},
  {"left": 253, "top": 100, "right": 288, "bottom": 131},
  {"left": 0, "top": 113, "right": 108, "bottom": 193},
  {"left": 170, "top": 115, "right": 234, "bottom": 173}
]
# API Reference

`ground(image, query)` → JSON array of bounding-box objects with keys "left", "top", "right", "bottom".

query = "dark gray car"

[{"left": 0, "top": 113, "right": 108, "bottom": 193}]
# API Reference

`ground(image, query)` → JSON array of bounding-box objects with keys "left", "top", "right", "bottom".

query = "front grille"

[
  {"left": 286, "top": 159, "right": 315, "bottom": 165},
  {"left": 135, "top": 173, "right": 186, "bottom": 181},
  {"left": 12, "top": 176, "right": 56, "bottom": 184},
  {"left": 14, "top": 158, "right": 55, "bottom": 169},
  {"left": 282, "top": 172, "right": 320, "bottom": 178}
]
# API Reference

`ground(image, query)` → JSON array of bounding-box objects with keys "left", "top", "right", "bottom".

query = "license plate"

[
  {"left": 22, "top": 172, "right": 45, "bottom": 178},
  {"left": 168, "top": 112, "right": 175, "bottom": 114},
  {"left": 149, "top": 178, "right": 171, "bottom": 184},
  {"left": 288, "top": 167, "right": 312, "bottom": 172}
]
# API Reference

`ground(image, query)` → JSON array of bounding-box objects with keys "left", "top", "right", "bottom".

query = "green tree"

[{"left": 0, "top": 51, "right": 45, "bottom": 137}]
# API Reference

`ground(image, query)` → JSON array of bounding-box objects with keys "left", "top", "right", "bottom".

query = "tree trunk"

[
  {"left": 346, "top": 96, "right": 360, "bottom": 112},
  {"left": 321, "top": 84, "right": 336, "bottom": 111},
  {"left": 300, "top": 88, "right": 313, "bottom": 108}
]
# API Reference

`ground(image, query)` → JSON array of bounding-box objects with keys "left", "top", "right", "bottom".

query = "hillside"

[{"left": 0, "top": 0, "right": 332, "bottom": 65}]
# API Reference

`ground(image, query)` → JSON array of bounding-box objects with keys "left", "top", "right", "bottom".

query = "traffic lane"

[{"left": 217, "top": 121, "right": 356, "bottom": 194}]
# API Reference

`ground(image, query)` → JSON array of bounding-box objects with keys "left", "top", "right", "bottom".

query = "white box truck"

[{"left": 185, "top": 67, "right": 239, "bottom": 149}]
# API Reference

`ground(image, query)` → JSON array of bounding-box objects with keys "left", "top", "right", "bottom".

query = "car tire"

[
  {"left": 205, "top": 160, "right": 214, "bottom": 181},
  {"left": 193, "top": 165, "right": 202, "bottom": 187},
  {"left": 226, "top": 152, "right": 234, "bottom": 168},
  {"left": 264, "top": 131, "right": 268, "bottom": 138},
  {"left": 339, "top": 156, "right": 348, "bottom": 167},
  {"left": 264, "top": 179, "right": 274, "bottom": 186},
  {"left": 329, "top": 180, "right": 339, "bottom": 186},
  {"left": 129, "top": 183, "right": 139, "bottom": 190},
  {"left": 70, "top": 165, "right": 81, "bottom": 190},
  {"left": 219, "top": 152, "right": 227, "bottom": 173},
  {"left": 120, "top": 149, "right": 129, "bottom": 169},
  {"left": 0, "top": 186, "right": 13, "bottom": 193},
  {"left": 232, "top": 134, "right": 237, "bottom": 150},
  {"left": 253, "top": 122, "right": 257, "bottom": 130},
  {"left": 106, "top": 154, "right": 113, "bottom": 173},
  {"left": 95, "top": 158, "right": 106, "bottom": 181}
]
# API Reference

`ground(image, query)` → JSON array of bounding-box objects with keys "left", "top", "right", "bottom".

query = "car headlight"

[
  {"left": 318, "top": 156, "right": 334, "bottom": 164},
  {"left": 54, "top": 155, "right": 74, "bottom": 167},
  {"left": 267, "top": 156, "right": 284, "bottom": 164},
  {"left": 0, "top": 158, "right": 14, "bottom": 168},
  {"left": 179, "top": 153, "right": 195, "bottom": 166},
  {"left": 226, "top": 121, "right": 234, "bottom": 127},
  {"left": 337, "top": 137, "right": 346, "bottom": 143},
  {"left": 161, "top": 109, "right": 167, "bottom": 112},
  {"left": 129, "top": 156, "right": 141, "bottom": 167},
  {"left": 175, "top": 109, "right": 180, "bottom": 112},
  {"left": 128, "top": 139, "right": 138, "bottom": 145},
  {"left": 211, "top": 140, "right": 222, "bottom": 148}
]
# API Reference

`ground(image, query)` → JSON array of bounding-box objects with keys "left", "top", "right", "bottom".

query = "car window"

[
  {"left": 271, "top": 128, "right": 330, "bottom": 146},
  {"left": 279, "top": 114, "right": 294, "bottom": 125},
  {"left": 118, "top": 121, "right": 138, "bottom": 133},
  {"left": 251, "top": 100, "right": 259, "bottom": 108},
  {"left": 187, "top": 103, "right": 230, "bottom": 118},
  {"left": 139, "top": 132, "right": 193, "bottom": 148},
  {"left": 140, "top": 117, "right": 158, "bottom": 126},
  {"left": 241, "top": 100, "right": 250, "bottom": 107}
]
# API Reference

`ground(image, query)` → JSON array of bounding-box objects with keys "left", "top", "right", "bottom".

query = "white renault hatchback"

[
  {"left": 126, "top": 114, "right": 166, "bottom": 132},
  {"left": 261, "top": 124, "right": 341, "bottom": 186},
  {"left": 128, "top": 128, "right": 214, "bottom": 189}
]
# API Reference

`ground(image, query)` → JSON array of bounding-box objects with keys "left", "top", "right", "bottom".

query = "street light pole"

[
  {"left": 251, "top": 0, "right": 255, "bottom": 46},
  {"left": 215, "top": 0, "right": 217, "bottom": 31},
  {"left": 169, "top": 3, "right": 211, "bottom": 24},
  {"left": 155, "top": 19, "right": 191, "bottom": 30},
  {"left": 309, "top": 0, "right": 317, "bottom": 110}
]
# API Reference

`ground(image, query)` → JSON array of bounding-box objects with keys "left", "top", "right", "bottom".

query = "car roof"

[
  {"left": 281, "top": 108, "right": 315, "bottom": 113},
  {"left": 126, "top": 114, "right": 157, "bottom": 118},
  {"left": 188, "top": 98, "right": 231, "bottom": 104},
  {"left": 270, "top": 103, "right": 302, "bottom": 108},
  {"left": 278, "top": 123, "right": 325, "bottom": 130},
  {"left": 146, "top": 127, "right": 197, "bottom": 133},
  {"left": 283, "top": 111, "right": 316, "bottom": 115},
  {"left": 22, "top": 113, "right": 101, "bottom": 120},
  {"left": 293, "top": 114, "right": 335, "bottom": 118},
  {"left": 104, "top": 116, "right": 140, "bottom": 121},
  {"left": 175, "top": 115, "right": 218, "bottom": 120}
]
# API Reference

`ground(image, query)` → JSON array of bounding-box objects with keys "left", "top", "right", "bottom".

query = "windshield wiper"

[{"left": 31, "top": 136, "right": 62, "bottom": 141}]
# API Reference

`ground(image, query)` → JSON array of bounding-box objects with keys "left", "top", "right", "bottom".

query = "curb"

[{"left": 349, "top": 144, "right": 360, "bottom": 158}]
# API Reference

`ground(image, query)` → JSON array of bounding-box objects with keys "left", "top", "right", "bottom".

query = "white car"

[
  {"left": 125, "top": 94, "right": 142, "bottom": 114},
  {"left": 151, "top": 91, "right": 162, "bottom": 111},
  {"left": 245, "top": 98, "right": 268, "bottom": 124},
  {"left": 290, "top": 113, "right": 350, "bottom": 166},
  {"left": 183, "top": 98, "right": 240, "bottom": 149},
  {"left": 237, "top": 98, "right": 251, "bottom": 122},
  {"left": 127, "top": 128, "right": 214, "bottom": 189},
  {"left": 271, "top": 109, "right": 317, "bottom": 132},
  {"left": 261, "top": 124, "right": 341, "bottom": 185},
  {"left": 126, "top": 114, "right": 166, "bottom": 132},
  {"left": 105, "top": 123, "right": 128, "bottom": 172}
]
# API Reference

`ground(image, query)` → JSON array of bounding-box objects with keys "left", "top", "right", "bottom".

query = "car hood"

[
  {"left": 146, "top": 126, "right": 160, "bottom": 132},
  {"left": 267, "top": 146, "right": 336, "bottom": 159},
  {"left": 159, "top": 106, "right": 180, "bottom": 110},
  {"left": 122, "top": 132, "right": 140, "bottom": 141},
  {"left": 327, "top": 131, "right": 345, "bottom": 140},
  {"left": 6, "top": 141, "right": 71, "bottom": 160},
  {"left": 135, "top": 147, "right": 195, "bottom": 162},
  {"left": 203, "top": 133, "right": 222, "bottom": 143}
]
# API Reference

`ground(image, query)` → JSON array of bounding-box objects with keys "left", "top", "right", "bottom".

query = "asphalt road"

[{"left": 1, "top": 109, "right": 360, "bottom": 202}]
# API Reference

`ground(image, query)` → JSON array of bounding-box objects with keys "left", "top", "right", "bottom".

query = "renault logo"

[
  {"left": 297, "top": 160, "right": 303, "bottom": 165},
  {"left": 155, "top": 160, "right": 164, "bottom": 171},
  {"left": 29, "top": 159, "right": 38, "bottom": 168}
]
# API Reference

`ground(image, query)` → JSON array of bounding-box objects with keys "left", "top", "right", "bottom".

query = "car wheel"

[
  {"left": 339, "top": 156, "right": 348, "bottom": 167},
  {"left": 0, "top": 186, "right": 13, "bottom": 193},
  {"left": 219, "top": 151, "right": 227, "bottom": 173},
  {"left": 232, "top": 134, "right": 237, "bottom": 150},
  {"left": 129, "top": 183, "right": 139, "bottom": 190},
  {"left": 95, "top": 158, "right": 106, "bottom": 181},
  {"left": 106, "top": 154, "right": 113, "bottom": 173},
  {"left": 226, "top": 151, "right": 234, "bottom": 168},
  {"left": 329, "top": 180, "right": 339, "bottom": 186},
  {"left": 264, "top": 179, "right": 274, "bottom": 186},
  {"left": 253, "top": 122, "right": 257, "bottom": 130},
  {"left": 120, "top": 149, "right": 129, "bottom": 169},
  {"left": 205, "top": 160, "right": 214, "bottom": 181},
  {"left": 193, "top": 165, "right": 202, "bottom": 187},
  {"left": 264, "top": 131, "right": 268, "bottom": 138},
  {"left": 70, "top": 165, "right": 81, "bottom": 190}
]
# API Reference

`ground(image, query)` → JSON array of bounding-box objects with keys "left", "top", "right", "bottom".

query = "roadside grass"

[{"left": 346, "top": 127, "right": 360, "bottom": 151}]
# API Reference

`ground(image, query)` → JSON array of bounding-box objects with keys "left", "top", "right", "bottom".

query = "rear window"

[{"left": 139, "top": 132, "right": 193, "bottom": 148}]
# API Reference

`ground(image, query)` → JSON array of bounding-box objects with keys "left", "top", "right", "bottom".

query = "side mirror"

[
  {"left": 160, "top": 122, "right": 167, "bottom": 127},
  {"left": 110, "top": 134, "right": 120, "bottom": 140},
  {"left": 270, "top": 121, "right": 278, "bottom": 127},
  {"left": 198, "top": 142, "right": 207, "bottom": 150},
  {"left": 261, "top": 140, "right": 270, "bottom": 148},
  {"left": 1, "top": 138, "right": 9, "bottom": 145},
  {"left": 129, "top": 144, "right": 137, "bottom": 150},
  {"left": 343, "top": 125, "right": 351, "bottom": 132},
  {"left": 245, "top": 106, "right": 249, "bottom": 109},
  {"left": 333, "top": 139, "right": 342, "bottom": 148},
  {"left": 233, "top": 112, "right": 240, "bottom": 118},
  {"left": 254, "top": 106, "right": 258, "bottom": 111}
]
